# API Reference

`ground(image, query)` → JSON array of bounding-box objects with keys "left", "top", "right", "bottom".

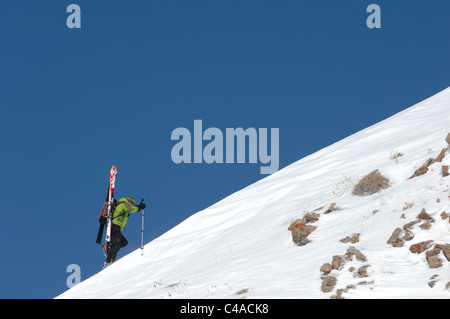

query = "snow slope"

[{"left": 58, "top": 87, "right": 450, "bottom": 299}]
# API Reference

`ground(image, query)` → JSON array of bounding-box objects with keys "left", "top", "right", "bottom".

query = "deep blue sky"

[{"left": 1, "top": 0, "right": 449, "bottom": 298}]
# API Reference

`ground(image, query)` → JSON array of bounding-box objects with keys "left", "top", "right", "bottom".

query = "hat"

[{"left": 126, "top": 197, "right": 135, "bottom": 205}]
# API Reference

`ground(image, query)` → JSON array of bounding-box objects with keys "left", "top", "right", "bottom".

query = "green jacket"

[{"left": 112, "top": 198, "right": 139, "bottom": 231}]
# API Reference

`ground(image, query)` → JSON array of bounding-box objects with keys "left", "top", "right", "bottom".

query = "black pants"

[{"left": 106, "top": 224, "right": 128, "bottom": 263}]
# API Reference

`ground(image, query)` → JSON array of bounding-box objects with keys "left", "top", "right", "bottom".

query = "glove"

[{"left": 136, "top": 202, "right": 146, "bottom": 211}]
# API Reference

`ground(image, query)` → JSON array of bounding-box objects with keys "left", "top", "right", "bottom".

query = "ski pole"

[{"left": 140, "top": 197, "right": 145, "bottom": 255}]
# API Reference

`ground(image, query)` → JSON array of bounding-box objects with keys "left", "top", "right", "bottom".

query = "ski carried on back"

[{"left": 96, "top": 165, "right": 118, "bottom": 257}]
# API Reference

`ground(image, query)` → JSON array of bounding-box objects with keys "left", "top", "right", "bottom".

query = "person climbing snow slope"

[{"left": 104, "top": 197, "right": 146, "bottom": 268}]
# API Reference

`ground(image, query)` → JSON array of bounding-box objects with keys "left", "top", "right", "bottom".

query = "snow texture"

[{"left": 58, "top": 87, "right": 450, "bottom": 299}]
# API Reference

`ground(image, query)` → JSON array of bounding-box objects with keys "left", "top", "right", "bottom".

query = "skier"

[{"left": 103, "top": 197, "right": 146, "bottom": 268}]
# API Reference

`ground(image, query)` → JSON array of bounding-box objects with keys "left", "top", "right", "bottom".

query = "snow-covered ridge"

[{"left": 58, "top": 87, "right": 450, "bottom": 299}]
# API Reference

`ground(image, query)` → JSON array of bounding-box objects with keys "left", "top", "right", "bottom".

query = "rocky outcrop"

[
  {"left": 409, "top": 158, "right": 435, "bottom": 179},
  {"left": 340, "top": 233, "right": 360, "bottom": 244},
  {"left": 388, "top": 209, "right": 438, "bottom": 249},
  {"left": 332, "top": 255, "right": 345, "bottom": 270},
  {"left": 321, "top": 276, "right": 337, "bottom": 293},
  {"left": 442, "top": 165, "right": 449, "bottom": 177},
  {"left": 288, "top": 222, "right": 317, "bottom": 246},
  {"left": 409, "top": 133, "right": 449, "bottom": 179},
  {"left": 320, "top": 263, "right": 333, "bottom": 275},
  {"left": 435, "top": 148, "right": 447, "bottom": 163},
  {"left": 288, "top": 212, "right": 321, "bottom": 246},
  {"left": 417, "top": 208, "right": 434, "bottom": 222},
  {"left": 319, "top": 240, "right": 371, "bottom": 298},
  {"left": 387, "top": 228, "right": 404, "bottom": 247},
  {"left": 324, "top": 203, "right": 341, "bottom": 214},
  {"left": 346, "top": 246, "right": 367, "bottom": 262},
  {"left": 409, "top": 240, "right": 433, "bottom": 254},
  {"left": 386, "top": 206, "right": 450, "bottom": 270}
]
